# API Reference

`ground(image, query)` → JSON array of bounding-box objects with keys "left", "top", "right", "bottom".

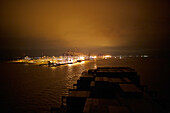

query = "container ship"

[{"left": 51, "top": 67, "right": 167, "bottom": 113}]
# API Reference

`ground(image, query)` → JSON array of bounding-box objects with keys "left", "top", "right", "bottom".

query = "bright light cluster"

[{"left": 104, "top": 55, "right": 112, "bottom": 59}]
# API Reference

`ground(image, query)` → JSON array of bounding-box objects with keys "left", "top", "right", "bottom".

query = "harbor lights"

[
  {"left": 104, "top": 55, "right": 111, "bottom": 59},
  {"left": 79, "top": 56, "right": 85, "bottom": 60}
]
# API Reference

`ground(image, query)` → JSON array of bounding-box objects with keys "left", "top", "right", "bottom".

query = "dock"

[{"left": 52, "top": 67, "right": 167, "bottom": 113}]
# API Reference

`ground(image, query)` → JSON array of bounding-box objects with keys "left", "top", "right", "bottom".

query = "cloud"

[{"left": 0, "top": 0, "right": 170, "bottom": 57}]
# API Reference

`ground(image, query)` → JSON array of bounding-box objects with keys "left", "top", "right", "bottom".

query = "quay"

[
  {"left": 10, "top": 54, "right": 112, "bottom": 66},
  {"left": 51, "top": 67, "right": 167, "bottom": 113}
]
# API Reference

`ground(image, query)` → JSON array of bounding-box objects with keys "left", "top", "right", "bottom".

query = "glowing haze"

[{"left": 0, "top": 0, "right": 169, "bottom": 58}]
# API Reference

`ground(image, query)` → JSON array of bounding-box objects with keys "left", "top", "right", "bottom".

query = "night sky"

[{"left": 0, "top": 0, "right": 170, "bottom": 58}]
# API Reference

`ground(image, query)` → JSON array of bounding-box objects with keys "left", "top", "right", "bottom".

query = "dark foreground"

[{"left": 52, "top": 67, "right": 168, "bottom": 113}]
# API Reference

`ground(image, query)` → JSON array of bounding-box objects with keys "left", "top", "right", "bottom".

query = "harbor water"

[{"left": 0, "top": 57, "right": 169, "bottom": 113}]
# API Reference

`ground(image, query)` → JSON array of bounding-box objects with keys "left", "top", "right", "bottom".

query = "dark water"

[{"left": 0, "top": 58, "right": 169, "bottom": 113}]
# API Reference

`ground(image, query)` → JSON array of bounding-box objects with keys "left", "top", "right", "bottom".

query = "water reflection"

[
  {"left": 94, "top": 62, "right": 97, "bottom": 69},
  {"left": 50, "top": 67, "right": 57, "bottom": 72}
]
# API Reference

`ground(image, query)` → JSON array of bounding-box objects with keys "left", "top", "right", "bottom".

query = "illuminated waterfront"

[{"left": 11, "top": 54, "right": 112, "bottom": 66}]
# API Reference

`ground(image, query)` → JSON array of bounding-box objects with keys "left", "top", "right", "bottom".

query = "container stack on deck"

[{"left": 52, "top": 67, "right": 167, "bottom": 113}]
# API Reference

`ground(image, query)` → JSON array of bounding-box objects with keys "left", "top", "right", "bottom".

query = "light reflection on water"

[{"left": 0, "top": 58, "right": 169, "bottom": 113}]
